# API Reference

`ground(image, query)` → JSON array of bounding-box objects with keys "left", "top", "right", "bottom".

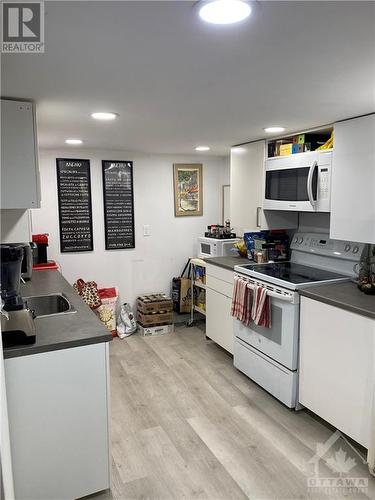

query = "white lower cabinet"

[
  {"left": 5, "top": 342, "right": 111, "bottom": 500},
  {"left": 299, "top": 297, "right": 374, "bottom": 448},
  {"left": 205, "top": 264, "right": 234, "bottom": 354}
]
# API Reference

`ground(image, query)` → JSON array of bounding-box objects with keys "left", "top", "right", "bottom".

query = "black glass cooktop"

[{"left": 240, "top": 262, "right": 346, "bottom": 285}]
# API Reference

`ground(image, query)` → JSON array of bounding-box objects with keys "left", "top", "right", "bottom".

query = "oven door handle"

[
  {"left": 243, "top": 281, "right": 295, "bottom": 303},
  {"left": 307, "top": 160, "right": 318, "bottom": 209}
]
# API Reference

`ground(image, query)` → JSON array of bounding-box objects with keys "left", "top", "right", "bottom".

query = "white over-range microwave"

[
  {"left": 263, "top": 150, "right": 332, "bottom": 212},
  {"left": 198, "top": 237, "right": 240, "bottom": 259}
]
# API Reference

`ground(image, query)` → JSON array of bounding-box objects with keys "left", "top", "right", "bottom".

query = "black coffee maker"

[{"left": 1, "top": 245, "right": 36, "bottom": 348}]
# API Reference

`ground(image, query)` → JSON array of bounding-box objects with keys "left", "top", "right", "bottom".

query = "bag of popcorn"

[{"left": 96, "top": 287, "right": 119, "bottom": 336}]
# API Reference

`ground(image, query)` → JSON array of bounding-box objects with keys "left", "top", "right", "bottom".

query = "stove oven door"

[{"left": 234, "top": 293, "right": 299, "bottom": 370}]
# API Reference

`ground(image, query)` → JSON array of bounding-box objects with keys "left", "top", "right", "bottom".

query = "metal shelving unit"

[{"left": 188, "top": 258, "right": 206, "bottom": 326}]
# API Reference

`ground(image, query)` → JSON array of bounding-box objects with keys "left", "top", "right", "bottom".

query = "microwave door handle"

[{"left": 307, "top": 160, "right": 318, "bottom": 208}]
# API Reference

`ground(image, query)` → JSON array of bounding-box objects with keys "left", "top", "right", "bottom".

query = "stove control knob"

[
  {"left": 293, "top": 237, "right": 298, "bottom": 244},
  {"left": 344, "top": 244, "right": 351, "bottom": 252},
  {"left": 353, "top": 246, "right": 359, "bottom": 254},
  {"left": 298, "top": 237, "right": 304, "bottom": 244}
]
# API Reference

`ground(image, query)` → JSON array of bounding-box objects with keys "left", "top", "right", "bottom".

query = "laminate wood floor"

[{"left": 92, "top": 324, "right": 375, "bottom": 500}]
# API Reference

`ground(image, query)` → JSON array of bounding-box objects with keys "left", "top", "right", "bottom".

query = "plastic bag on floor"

[{"left": 117, "top": 303, "right": 137, "bottom": 339}]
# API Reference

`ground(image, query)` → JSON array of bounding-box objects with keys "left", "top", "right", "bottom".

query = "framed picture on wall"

[
  {"left": 102, "top": 160, "right": 135, "bottom": 250},
  {"left": 56, "top": 158, "right": 94, "bottom": 253},
  {"left": 173, "top": 163, "right": 203, "bottom": 217}
]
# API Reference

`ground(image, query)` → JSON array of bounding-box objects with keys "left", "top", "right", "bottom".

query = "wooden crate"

[
  {"left": 137, "top": 293, "right": 173, "bottom": 314},
  {"left": 137, "top": 310, "right": 173, "bottom": 327}
]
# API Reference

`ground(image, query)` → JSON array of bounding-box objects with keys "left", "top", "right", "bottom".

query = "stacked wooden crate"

[{"left": 137, "top": 293, "right": 174, "bottom": 336}]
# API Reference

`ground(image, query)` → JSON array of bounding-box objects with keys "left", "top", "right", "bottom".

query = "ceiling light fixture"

[
  {"left": 91, "top": 112, "right": 118, "bottom": 121},
  {"left": 263, "top": 127, "right": 286, "bottom": 134},
  {"left": 65, "top": 138, "right": 83, "bottom": 145},
  {"left": 195, "top": 145, "right": 210, "bottom": 151},
  {"left": 231, "top": 147, "right": 246, "bottom": 154},
  {"left": 198, "top": 0, "right": 252, "bottom": 25}
]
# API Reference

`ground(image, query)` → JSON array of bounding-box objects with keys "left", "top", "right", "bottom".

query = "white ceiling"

[{"left": 2, "top": 1, "right": 375, "bottom": 155}]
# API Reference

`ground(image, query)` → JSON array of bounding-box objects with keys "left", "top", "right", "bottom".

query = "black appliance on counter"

[
  {"left": 7, "top": 242, "right": 35, "bottom": 280},
  {"left": 1, "top": 245, "right": 36, "bottom": 348}
]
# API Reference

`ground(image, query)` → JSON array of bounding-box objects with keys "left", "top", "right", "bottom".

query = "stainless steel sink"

[{"left": 24, "top": 293, "right": 76, "bottom": 318}]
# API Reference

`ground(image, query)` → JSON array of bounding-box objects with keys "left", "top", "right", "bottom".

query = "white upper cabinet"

[
  {"left": 230, "top": 140, "right": 297, "bottom": 235},
  {"left": 330, "top": 114, "right": 375, "bottom": 244},
  {"left": 1, "top": 99, "right": 41, "bottom": 209}
]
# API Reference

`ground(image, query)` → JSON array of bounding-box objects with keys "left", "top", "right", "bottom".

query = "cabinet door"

[
  {"left": 230, "top": 141, "right": 265, "bottom": 235},
  {"left": 230, "top": 141, "right": 297, "bottom": 235},
  {"left": 5, "top": 343, "right": 110, "bottom": 499},
  {"left": 206, "top": 287, "right": 234, "bottom": 354},
  {"left": 299, "top": 297, "right": 374, "bottom": 448},
  {"left": 330, "top": 114, "right": 375, "bottom": 244},
  {"left": 1, "top": 100, "right": 41, "bottom": 209}
]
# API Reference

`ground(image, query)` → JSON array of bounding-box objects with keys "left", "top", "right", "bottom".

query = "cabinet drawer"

[
  {"left": 206, "top": 274, "right": 233, "bottom": 298},
  {"left": 234, "top": 338, "right": 297, "bottom": 408},
  {"left": 206, "top": 263, "right": 234, "bottom": 284}
]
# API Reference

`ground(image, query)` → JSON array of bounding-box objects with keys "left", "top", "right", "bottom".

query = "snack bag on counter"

[
  {"left": 96, "top": 287, "right": 119, "bottom": 336},
  {"left": 233, "top": 239, "right": 248, "bottom": 257},
  {"left": 117, "top": 303, "right": 137, "bottom": 339},
  {"left": 244, "top": 231, "right": 268, "bottom": 260},
  {"left": 74, "top": 278, "right": 102, "bottom": 309}
]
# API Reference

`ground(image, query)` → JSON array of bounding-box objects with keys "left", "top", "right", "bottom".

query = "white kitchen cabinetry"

[
  {"left": 206, "top": 263, "right": 234, "bottom": 354},
  {"left": 1, "top": 99, "right": 41, "bottom": 209},
  {"left": 5, "top": 343, "right": 111, "bottom": 500},
  {"left": 230, "top": 140, "right": 297, "bottom": 235},
  {"left": 330, "top": 114, "right": 375, "bottom": 244},
  {"left": 299, "top": 296, "right": 374, "bottom": 448}
]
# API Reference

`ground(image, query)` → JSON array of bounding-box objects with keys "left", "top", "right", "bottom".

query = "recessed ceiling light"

[
  {"left": 195, "top": 146, "right": 210, "bottom": 151},
  {"left": 231, "top": 147, "right": 246, "bottom": 154},
  {"left": 198, "top": 0, "right": 252, "bottom": 25},
  {"left": 65, "top": 138, "right": 83, "bottom": 145},
  {"left": 263, "top": 127, "right": 286, "bottom": 133},
  {"left": 91, "top": 112, "right": 118, "bottom": 121}
]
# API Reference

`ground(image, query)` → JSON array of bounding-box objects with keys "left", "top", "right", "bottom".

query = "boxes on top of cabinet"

[{"left": 268, "top": 130, "right": 332, "bottom": 158}]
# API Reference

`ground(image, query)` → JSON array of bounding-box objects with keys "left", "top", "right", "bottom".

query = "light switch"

[{"left": 143, "top": 225, "right": 151, "bottom": 236}]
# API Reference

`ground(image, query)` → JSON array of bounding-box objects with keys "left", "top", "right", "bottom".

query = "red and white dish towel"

[
  {"left": 231, "top": 276, "right": 253, "bottom": 325},
  {"left": 231, "top": 276, "right": 271, "bottom": 328}
]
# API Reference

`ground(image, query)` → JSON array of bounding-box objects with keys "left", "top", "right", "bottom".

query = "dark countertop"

[
  {"left": 299, "top": 281, "right": 375, "bottom": 320},
  {"left": 3, "top": 270, "right": 112, "bottom": 359},
  {"left": 204, "top": 255, "right": 251, "bottom": 271}
]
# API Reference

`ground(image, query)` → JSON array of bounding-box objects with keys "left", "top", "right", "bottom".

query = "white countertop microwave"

[
  {"left": 263, "top": 150, "right": 332, "bottom": 212},
  {"left": 198, "top": 237, "right": 240, "bottom": 259}
]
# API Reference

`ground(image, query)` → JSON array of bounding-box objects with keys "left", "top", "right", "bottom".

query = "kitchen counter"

[
  {"left": 204, "top": 255, "right": 250, "bottom": 271},
  {"left": 3, "top": 270, "right": 112, "bottom": 359},
  {"left": 299, "top": 281, "right": 375, "bottom": 320}
]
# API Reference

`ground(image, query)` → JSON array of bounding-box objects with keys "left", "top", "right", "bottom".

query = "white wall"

[
  {"left": 0, "top": 210, "right": 31, "bottom": 243},
  {"left": 31, "top": 149, "right": 229, "bottom": 305},
  {"left": 298, "top": 213, "right": 330, "bottom": 234}
]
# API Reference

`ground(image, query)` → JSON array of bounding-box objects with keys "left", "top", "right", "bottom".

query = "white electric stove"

[{"left": 233, "top": 232, "right": 364, "bottom": 409}]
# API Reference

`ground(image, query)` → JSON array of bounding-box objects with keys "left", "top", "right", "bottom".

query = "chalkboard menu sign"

[
  {"left": 56, "top": 158, "right": 94, "bottom": 253},
  {"left": 102, "top": 160, "right": 135, "bottom": 250}
]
